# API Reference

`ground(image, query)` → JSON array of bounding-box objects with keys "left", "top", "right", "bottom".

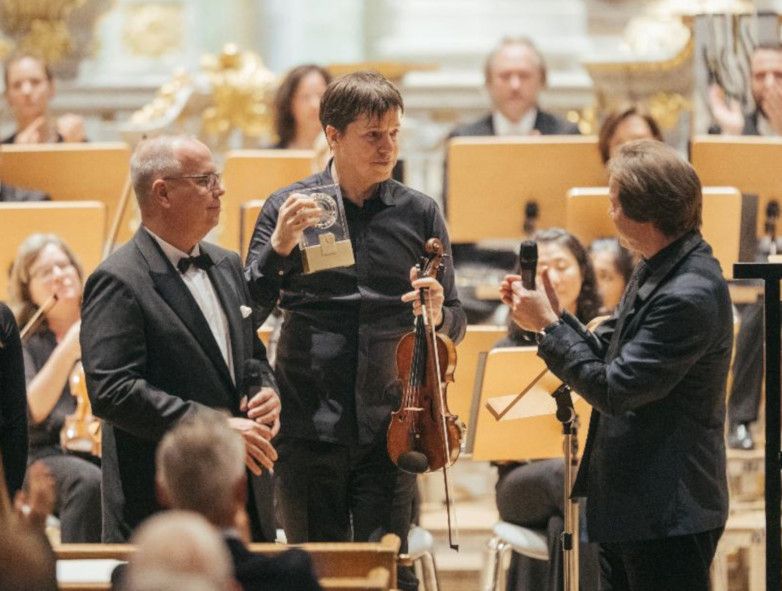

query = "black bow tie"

[{"left": 177, "top": 252, "right": 213, "bottom": 274}]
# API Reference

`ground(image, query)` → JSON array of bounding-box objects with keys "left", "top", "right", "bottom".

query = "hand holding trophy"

[{"left": 289, "top": 184, "right": 355, "bottom": 273}]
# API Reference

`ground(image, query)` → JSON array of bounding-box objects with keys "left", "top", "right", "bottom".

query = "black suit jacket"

[
  {"left": 0, "top": 183, "right": 49, "bottom": 202},
  {"left": 539, "top": 233, "right": 732, "bottom": 543},
  {"left": 81, "top": 229, "right": 277, "bottom": 542},
  {"left": 448, "top": 110, "right": 580, "bottom": 139},
  {"left": 224, "top": 536, "right": 322, "bottom": 591}
]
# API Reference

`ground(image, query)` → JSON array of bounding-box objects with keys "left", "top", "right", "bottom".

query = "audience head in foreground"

[{"left": 123, "top": 511, "right": 238, "bottom": 591}]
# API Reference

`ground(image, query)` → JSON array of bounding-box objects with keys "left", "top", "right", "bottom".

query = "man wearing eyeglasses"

[{"left": 80, "top": 135, "right": 280, "bottom": 543}]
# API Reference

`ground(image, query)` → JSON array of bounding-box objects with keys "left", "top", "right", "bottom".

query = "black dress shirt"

[
  {"left": 245, "top": 166, "right": 466, "bottom": 446},
  {"left": 22, "top": 328, "right": 76, "bottom": 459}
]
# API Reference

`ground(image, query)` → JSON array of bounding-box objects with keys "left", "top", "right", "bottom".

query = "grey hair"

[
  {"left": 484, "top": 36, "right": 547, "bottom": 85},
  {"left": 130, "top": 135, "right": 184, "bottom": 205},
  {"left": 125, "top": 511, "right": 232, "bottom": 590},
  {"left": 156, "top": 413, "right": 245, "bottom": 525}
]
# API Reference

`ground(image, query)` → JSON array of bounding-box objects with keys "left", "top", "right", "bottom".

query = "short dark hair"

[
  {"left": 608, "top": 140, "right": 702, "bottom": 238},
  {"left": 3, "top": 53, "right": 53, "bottom": 92},
  {"left": 484, "top": 37, "right": 547, "bottom": 86},
  {"left": 319, "top": 71, "right": 404, "bottom": 133},
  {"left": 597, "top": 104, "right": 663, "bottom": 164},
  {"left": 274, "top": 64, "right": 332, "bottom": 148}
]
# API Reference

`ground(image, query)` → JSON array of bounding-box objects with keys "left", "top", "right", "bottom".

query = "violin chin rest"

[{"left": 398, "top": 451, "right": 429, "bottom": 474}]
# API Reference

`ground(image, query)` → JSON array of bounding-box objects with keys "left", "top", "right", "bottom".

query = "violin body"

[
  {"left": 388, "top": 331, "right": 462, "bottom": 473},
  {"left": 61, "top": 362, "right": 101, "bottom": 457}
]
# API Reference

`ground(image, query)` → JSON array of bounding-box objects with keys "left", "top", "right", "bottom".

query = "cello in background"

[{"left": 387, "top": 237, "right": 463, "bottom": 550}]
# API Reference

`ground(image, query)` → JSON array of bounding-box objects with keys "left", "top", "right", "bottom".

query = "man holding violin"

[
  {"left": 245, "top": 71, "right": 466, "bottom": 591},
  {"left": 503, "top": 140, "right": 731, "bottom": 590}
]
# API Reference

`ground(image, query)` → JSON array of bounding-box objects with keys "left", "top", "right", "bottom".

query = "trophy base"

[{"left": 301, "top": 233, "right": 355, "bottom": 274}]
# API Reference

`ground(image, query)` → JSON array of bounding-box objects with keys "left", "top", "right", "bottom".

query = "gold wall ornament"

[
  {"left": 646, "top": 92, "right": 691, "bottom": 131},
  {"left": 200, "top": 44, "right": 278, "bottom": 147},
  {"left": 0, "top": 0, "right": 85, "bottom": 62},
  {"left": 121, "top": 3, "right": 184, "bottom": 58}
]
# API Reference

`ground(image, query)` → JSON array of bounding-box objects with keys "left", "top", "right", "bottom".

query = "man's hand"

[
  {"left": 241, "top": 387, "right": 281, "bottom": 438},
  {"left": 270, "top": 193, "right": 322, "bottom": 256},
  {"left": 401, "top": 266, "right": 444, "bottom": 326},
  {"left": 14, "top": 116, "right": 47, "bottom": 144},
  {"left": 57, "top": 114, "right": 86, "bottom": 143},
  {"left": 13, "top": 461, "right": 55, "bottom": 532},
  {"left": 708, "top": 84, "right": 744, "bottom": 135},
  {"left": 763, "top": 85, "right": 782, "bottom": 135},
  {"left": 500, "top": 270, "right": 560, "bottom": 332},
  {"left": 227, "top": 417, "right": 278, "bottom": 475}
]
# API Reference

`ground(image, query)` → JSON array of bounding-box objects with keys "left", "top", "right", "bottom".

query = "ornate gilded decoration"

[
  {"left": 123, "top": 44, "right": 277, "bottom": 153},
  {"left": 121, "top": 3, "right": 183, "bottom": 58},
  {"left": 0, "top": 0, "right": 85, "bottom": 62},
  {"left": 647, "top": 91, "right": 691, "bottom": 131},
  {"left": 200, "top": 44, "right": 277, "bottom": 145}
]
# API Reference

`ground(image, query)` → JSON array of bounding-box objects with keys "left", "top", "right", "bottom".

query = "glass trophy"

[{"left": 294, "top": 183, "right": 355, "bottom": 274}]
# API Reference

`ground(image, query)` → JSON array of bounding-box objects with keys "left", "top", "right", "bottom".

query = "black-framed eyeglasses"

[{"left": 163, "top": 172, "right": 222, "bottom": 191}]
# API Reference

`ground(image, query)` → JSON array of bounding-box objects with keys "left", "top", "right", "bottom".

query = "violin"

[
  {"left": 387, "top": 237, "right": 463, "bottom": 550},
  {"left": 61, "top": 361, "right": 101, "bottom": 458}
]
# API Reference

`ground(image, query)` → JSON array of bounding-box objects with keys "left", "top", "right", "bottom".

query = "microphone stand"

[{"left": 551, "top": 384, "right": 580, "bottom": 591}]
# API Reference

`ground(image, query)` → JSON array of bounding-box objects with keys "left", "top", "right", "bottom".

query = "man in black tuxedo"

[
  {"left": 81, "top": 135, "right": 280, "bottom": 543},
  {"left": 155, "top": 414, "right": 321, "bottom": 591},
  {"left": 444, "top": 37, "right": 579, "bottom": 323},
  {"left": 503, "top": 140, "right": 731, "bottom": 590}
]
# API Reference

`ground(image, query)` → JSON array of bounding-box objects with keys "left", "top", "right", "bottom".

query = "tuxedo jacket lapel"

[
  {"left": 134, "top": 230, "right": 235, "bottom": 391},
  {"left": 206, "top": 249, "right": 246, "bottom": 388}
]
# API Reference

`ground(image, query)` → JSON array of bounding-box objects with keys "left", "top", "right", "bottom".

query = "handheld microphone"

[
  {"left": 519, "top": 240, "right": 538, "bottom": 290},
  {"left": 243, "top": 359, "right": 264, "bottom": 404}
]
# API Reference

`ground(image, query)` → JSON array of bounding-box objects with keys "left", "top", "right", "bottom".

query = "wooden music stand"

[
  {"left": 220, "top": 150, "right": 314, "bottom": 253},
  {"left": 0, "top": 143, "right": 133, "bottom": 244},
  {"left": 566, "top": 186, "right": 743, "bottom": 279},
  {"left": 691, "top": 136, "right": 782, "bottom": 238},
  {"left": 0, "top": 202, "right": 106, "bottom": 300},
  {"left": 447, "top": 137, "right": 605, "bottom": 243},
  {"left": 468, "top": 347, "right": 590, "bottom": 461},
  {"left": 449, "top": 325, "right": 506, "bottom": 431}
]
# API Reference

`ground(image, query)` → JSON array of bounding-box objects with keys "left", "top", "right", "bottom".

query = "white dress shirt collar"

[{"left": 492, "top": 108, "right": 538, "bottom": 136}]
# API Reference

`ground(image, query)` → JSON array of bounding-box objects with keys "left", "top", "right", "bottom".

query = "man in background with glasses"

[{"left": 80, "top": 135, "right": 280, "bottom": 543}]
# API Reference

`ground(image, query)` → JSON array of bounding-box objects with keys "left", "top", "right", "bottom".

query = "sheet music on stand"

[{"left": 466, "top": 347, "right": 591, "bottom": 461}]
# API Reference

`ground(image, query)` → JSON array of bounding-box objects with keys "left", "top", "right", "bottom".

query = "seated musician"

[
  {"left": 443, "top": 37, "right": 579, "bottom": 323},
  {"left": 2, "top": 53, "right": 86, "bottom": 145},
  {"left": 589, "top": 237, "right": 633, "bottom": 315},
  {"left": 708, "top": 44, "right": 782, "bottom": 449},
  {"left": 494, "top": 228, "right": 600, "bottom": 591},
  {"left": 8, "top": 234, "right": 101, "bottom": 542}
]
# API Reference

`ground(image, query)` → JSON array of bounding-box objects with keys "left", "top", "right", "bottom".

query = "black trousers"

[
  {"left": 35, "top": 452, "right": 102, "bottom": 542},
  {"left": 274, "top": 436, "right": 418, "bottom": 591},
  {"left": 599, "top": 527, "right": 723, "bottom": 591},
  {"left": 728, "top": 301, "right": 764, "bottom": 425}
]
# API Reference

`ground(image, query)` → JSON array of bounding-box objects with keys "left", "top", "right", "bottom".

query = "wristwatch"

[{"left": 536, "top": 318, "right": 563, "bottom": 344}]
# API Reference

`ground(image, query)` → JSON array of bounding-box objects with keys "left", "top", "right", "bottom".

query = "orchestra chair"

[
  {"left": 446, "top": 137, "right": 605, "bottom": 244},
  {"left": 450, "top": 325, "right": 506, "bottom": 433},
  {"left": 0, "top": 202, "right": 106, "bottom": 300},
  {"left": 566, "top": 186, "right": 742, "bottom": 279},
  {"left": 480, "top": 521, "right": 549, "bottom": 591},
  {"left": 221, "top": 150, "right": 313, "bottom": 253},
  {"left": 691, "top": 135, "right": 782, "bottom": 238},
  {"left": 240, "top": 199, "right": 267, "bottom": 260},
  {"left": 55, "top": 534, "right": 401, "bottom": 591},
  {"left": 0, "top": 143, "right": 133, "bottom": 244},
  {"left": 399, "top": 524, "right": 440, "bottom": 591}
]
